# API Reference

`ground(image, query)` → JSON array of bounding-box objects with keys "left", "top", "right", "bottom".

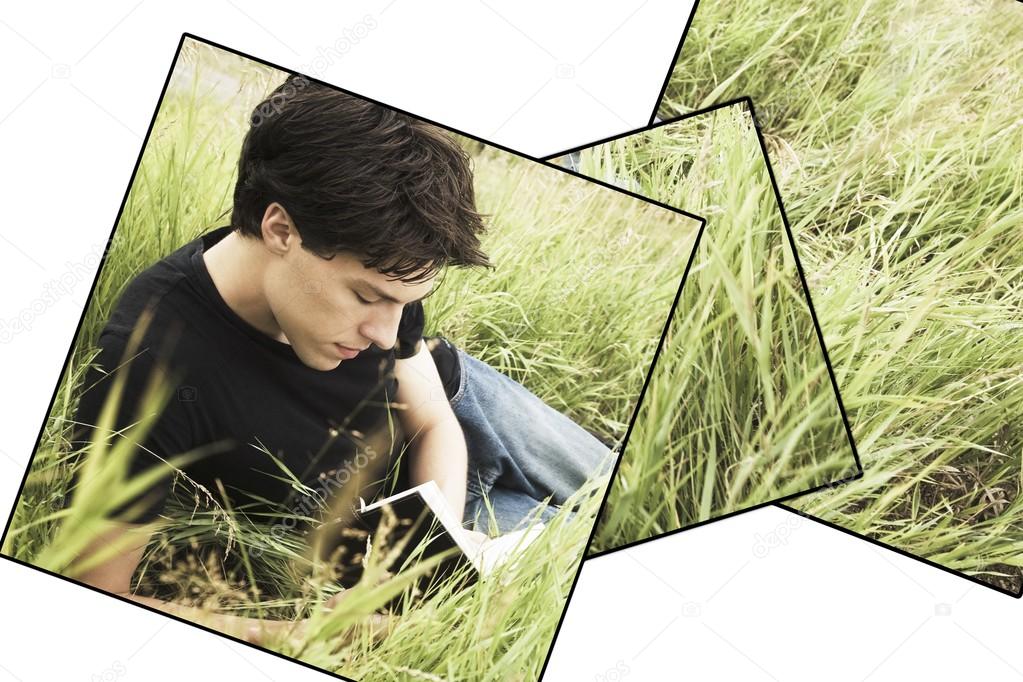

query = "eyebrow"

[{"left": 350, "top": 277, "right": 436, "bottom": 305}]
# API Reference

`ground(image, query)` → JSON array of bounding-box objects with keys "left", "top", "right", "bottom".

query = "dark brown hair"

[{"left": 231, "top": 74, "right": 492, "bottom": 283}]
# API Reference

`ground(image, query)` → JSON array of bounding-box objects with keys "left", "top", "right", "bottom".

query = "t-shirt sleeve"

[
  {"left": 393, "top": 301, "right": 425, "bottom": 360},
  {"left": 65, "top": 331, "right": 195, "bottom": 523}
]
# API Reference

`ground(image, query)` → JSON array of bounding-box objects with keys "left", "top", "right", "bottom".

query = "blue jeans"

[{"left": 445, "top": 345, "right": 614, "bottom": 535}]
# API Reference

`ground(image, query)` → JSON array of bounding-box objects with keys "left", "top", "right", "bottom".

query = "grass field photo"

[
  {"left": 551, "top": 101, "right": 860, "bottom": 555},
  {"left": 657, "top": 0, "right": 1023, "bottom": 594},
  {"left": 0, "top": 37, "right": 702, "bottom": 680}
]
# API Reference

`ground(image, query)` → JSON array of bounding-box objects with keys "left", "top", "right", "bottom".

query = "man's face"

[{"left": 263, "top": 224, "right": 436, "bottom": 371}]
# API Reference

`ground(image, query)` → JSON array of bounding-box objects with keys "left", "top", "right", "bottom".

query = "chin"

[{"left": 295, "top": 346, "right": 341, "bottom": 372}]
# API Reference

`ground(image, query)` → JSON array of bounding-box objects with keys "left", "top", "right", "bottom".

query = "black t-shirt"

[{"left": 67, "top": 225, "right": 458, "bottom": 525}]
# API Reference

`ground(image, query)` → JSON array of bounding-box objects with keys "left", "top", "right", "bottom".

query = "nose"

[{"left": 359, "top": 304, "right": 405, "bottom": 351}]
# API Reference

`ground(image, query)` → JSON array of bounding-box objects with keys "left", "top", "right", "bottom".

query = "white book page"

[
  {"left": 474, "top": 523, "right": 546, "bottom": 576},
  {"left": 361, "top": 480, "right": 547, "bottom": 573},
  {"left": 359, "top": 481, "right": 433, "bottom": 513},
  {"left": 415, "top": 480, "right": 478, "bottom": 556},
  {"left": 361, "top": 480, "right": 477, "bottom": 556}
]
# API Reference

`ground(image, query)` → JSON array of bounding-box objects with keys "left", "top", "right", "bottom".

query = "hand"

[
  {"left": 319, "top": 589, "right": 393, "bottom": 642},
  {"left": 237, "top": 591, "right": 392, "bottom": 650},
  {"left": 457, "top": 528, "right": 491, "bottom": 554},
  {"left": 239, "top": 617, "right": 307, "bottom": 648}
]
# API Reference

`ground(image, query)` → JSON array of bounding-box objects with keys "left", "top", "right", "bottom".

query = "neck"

[{"left": 203, "top": 230, "right": 288, "bottom": 343}]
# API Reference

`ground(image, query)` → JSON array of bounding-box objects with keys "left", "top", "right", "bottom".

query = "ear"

[{"left": 260, "top": 202, "right": 297, "bottom": 253}]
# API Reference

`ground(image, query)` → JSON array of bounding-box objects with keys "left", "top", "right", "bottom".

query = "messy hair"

[{"left": 231, "top": 74, "right": 492, "bottom": 283}]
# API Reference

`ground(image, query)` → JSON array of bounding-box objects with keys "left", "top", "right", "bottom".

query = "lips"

[{"left": 333, "top": 343, "right": 362, "bottom": 359}]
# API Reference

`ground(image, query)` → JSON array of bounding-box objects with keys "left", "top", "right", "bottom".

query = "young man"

[{"left": 66, "top": 74, "right": 611, "bottom": 642}]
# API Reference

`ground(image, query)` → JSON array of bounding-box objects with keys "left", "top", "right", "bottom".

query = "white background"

[{"left": 0, "top": 1, "right": 1019, "bottom": 681}]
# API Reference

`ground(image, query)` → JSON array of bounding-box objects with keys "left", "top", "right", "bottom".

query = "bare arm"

[
  {"left": 394, "top": 340, "right": 469, "bottom": 520},
  {"left": 75, "top": 522, "right": 304, "bottom": 646}
]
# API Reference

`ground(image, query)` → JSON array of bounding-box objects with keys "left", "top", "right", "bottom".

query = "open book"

[{"left": 355, "top": 480, "right": 545, "bottom": 583}]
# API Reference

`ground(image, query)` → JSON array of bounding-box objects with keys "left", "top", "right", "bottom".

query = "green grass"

[
  {"left": 0, "top": 39, "right": 700, "bottom": 679},
  {"left": 560, "top": 103, "right": 858, "bottom": 553},
  {"left": 659, "top": 0, "right": 1023, "bottom": 593}
]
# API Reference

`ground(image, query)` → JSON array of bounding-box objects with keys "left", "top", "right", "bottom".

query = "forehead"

[{"left": 317, "top": 249, "right": 437, "bottom": 301}]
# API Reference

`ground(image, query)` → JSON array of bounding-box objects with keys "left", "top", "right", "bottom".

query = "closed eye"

[{"left": 355, "top": 292, "right": 379, "bottom": 305}]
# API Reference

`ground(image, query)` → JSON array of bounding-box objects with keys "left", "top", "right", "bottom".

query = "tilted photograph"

[
  {"left": 549, "top": 99, "right": 860, "bottom": 556},
  {"left": 656, "top": 0, "right": 1023, "bottom": 595},
  {"left": 0, "top": 35, "right": 703, "bottom": 679}
]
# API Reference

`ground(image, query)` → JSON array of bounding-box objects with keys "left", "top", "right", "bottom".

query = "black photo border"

[
  {"left": 535, "top": 96, "right": 874, "bottom": 678},
  {"left": 542, "top": 97, "right": 863, "bottom": 563},
  {"left": 541, "top": 96, "right": 1023, "bottom": 626},
  {"left": 0, "top": 31, "right": 708, "bottom": 682}
]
